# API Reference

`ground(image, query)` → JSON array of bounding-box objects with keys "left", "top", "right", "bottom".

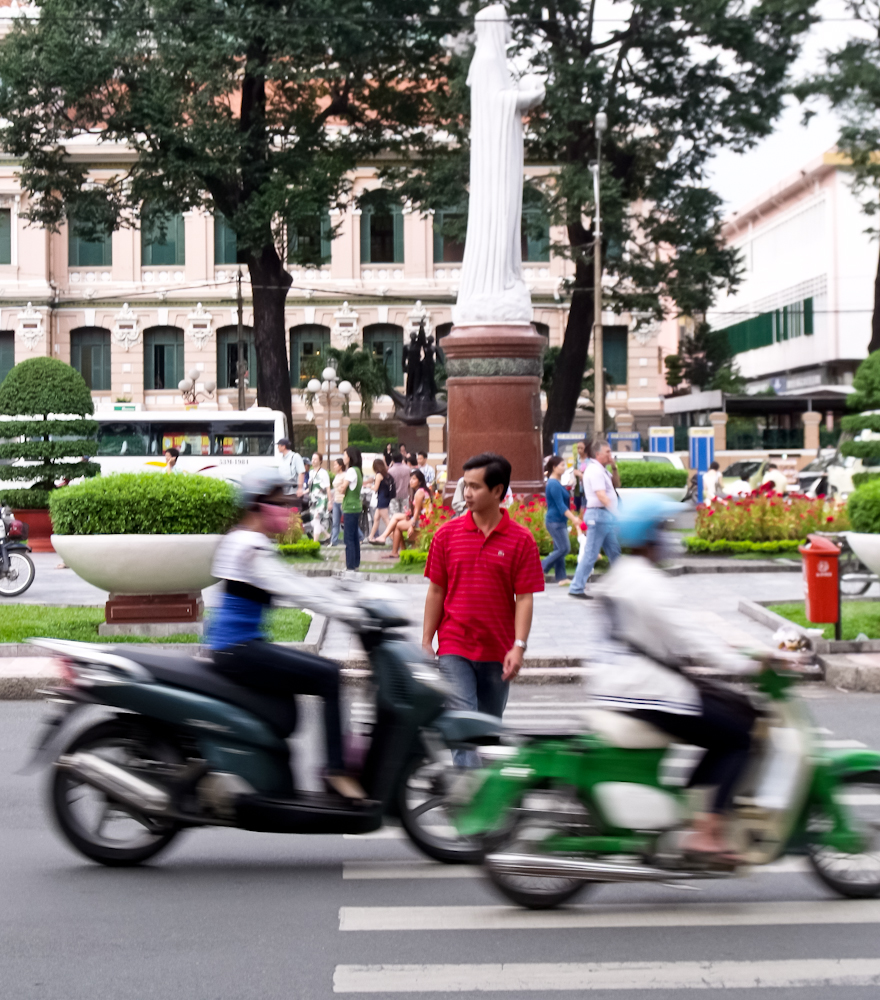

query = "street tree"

[
  {"left": 392, "top": 0, "right": 816, "bottom": 450},
  {"left": 795, "top": 0, "right": 880, "bottom": 352},
  {"left": 0, "top": 0, "right": 454, "bottom": 431},
  {"left": 664, "top": 322, "right": 745, "bottom": 393}
]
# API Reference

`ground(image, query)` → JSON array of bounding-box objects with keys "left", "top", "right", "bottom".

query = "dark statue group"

[{"left": 391, "top": 320, "right": 447, "bottom": 425}]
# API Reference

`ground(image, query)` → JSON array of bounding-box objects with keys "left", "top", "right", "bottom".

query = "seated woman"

[
  {"left": 207, "top": 467, "right": 365, "bottom": 802},
  {"left": 377, "top": 469, "right": 429, "bottom": 559}
]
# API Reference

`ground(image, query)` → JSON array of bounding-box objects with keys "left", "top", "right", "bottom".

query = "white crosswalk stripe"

[
  {"left": 333, "top": 958, "right": 880, "bottom": 993},
  {"left": 339, "top": 898, "right": 880, "bottom": 932}
]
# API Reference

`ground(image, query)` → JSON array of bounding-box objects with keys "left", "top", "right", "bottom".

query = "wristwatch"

[{"left": 514, "top": 639, "right": 528, "bottom": 652}]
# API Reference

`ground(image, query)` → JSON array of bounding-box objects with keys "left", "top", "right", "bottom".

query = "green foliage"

[
  {"left": 398, "top": 550, "right": 428, "bottom": 565},
  {"left": 853, "top": 472, "right": 880, "bottom": 489},
  {"left": 839, "top": 439, "right": 880, "bottom": 463},
  {"left": 769, "top": 601, "right": 880, "bottom": 641},
  {"left": 327, "top": 345, "right": 390, "bottom": 417},
  {"left": 844, "top": 353, "right": 880, "bottom": 414},
  {"left": 0, "top": 358, "right": 99, "bottom": 491},
  {"left": 348, "top": 422, "right": 372, "bottom": 444},
  {"left": 49, "top": 473, "right": 239, "bottom": 535},
  {"left": 841, "top": 355, "right": 880, "bottom": 464},
  {"left": 685, "top": 538, "right": 804, "bottom": 554},
  {"left": 848, "top": 478, "right": 880, "bottom": 534},
  {"left": 617, "top": 462, "right": 688, "bottom": 489},
  {"left": 663, "top": 322, "right": 745, "bottom": 393},
  {"left": 278, "top": 541, "right": 322, "bottom": 558},
  {"left": 0, "top": 488, "right": 51, "bottom": 509},
  {"left": 0, "top": 604, "right": 199, "bottom": 643}
]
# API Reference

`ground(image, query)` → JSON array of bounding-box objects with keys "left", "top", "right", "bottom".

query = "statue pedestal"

[{"left": 442, "top": 325, "right": 545, "bottom": 501}]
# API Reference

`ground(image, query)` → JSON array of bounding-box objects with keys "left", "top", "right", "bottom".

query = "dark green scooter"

[{"left": 27, "top": 600, "right": 503, "bottom": 866}]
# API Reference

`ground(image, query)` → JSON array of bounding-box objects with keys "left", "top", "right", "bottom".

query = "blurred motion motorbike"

[
  {"left": 452, "top": 653, "right": 880, "bottom": 908},
  {"left": 0, "top": 504, "right": 34, "bottom": 597},
  {"left": 26, "top": 596, "right": 502, "bottom": 866}
]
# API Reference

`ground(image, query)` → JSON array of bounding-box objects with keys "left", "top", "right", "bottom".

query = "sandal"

[{"left": 324, "top": 773, "right": 368, "bottom": 802}]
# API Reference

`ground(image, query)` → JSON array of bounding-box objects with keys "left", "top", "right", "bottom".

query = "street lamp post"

[
  {"left": 178, "top": 367, "right": 216, "bottom": 407},
  {"left": 591, "top": 110, "right": 608, "bottom": 436},
  {"left": 307, "top": 367, "right": 352, "bottom": 458}
]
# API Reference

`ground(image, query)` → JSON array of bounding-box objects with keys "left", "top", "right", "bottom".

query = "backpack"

[{"left": 385, "top": 473, "right": 397, "bottom": 500}]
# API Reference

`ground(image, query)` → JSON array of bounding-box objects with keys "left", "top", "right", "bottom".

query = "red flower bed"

[{"left": 695, "top": 491, "right": 849, "bottom": 542}]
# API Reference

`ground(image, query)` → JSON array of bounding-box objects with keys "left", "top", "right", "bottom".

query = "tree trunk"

[
  {"left": 542, "top": 222, "right": 595, "bottom": 453},
  {"left": 870, "top": 237, "right": 880, "bottom": 354},
  {"left": 245, "top": 246, "right": 294, "bottom": 435}
]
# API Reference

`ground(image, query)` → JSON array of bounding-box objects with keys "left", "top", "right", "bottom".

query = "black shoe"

[{"left": 568, "top": 590, "right": 592, "bottom": 600}]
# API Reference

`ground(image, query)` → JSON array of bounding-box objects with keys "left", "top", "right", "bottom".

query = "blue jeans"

[
  {"left": 330, "top": 502, "right": 342, "bottom": 546},
  {"left": 569, "top": 507, "right": 621, "bottom": 594},
  {"left": 438, "top": 655, "right": 508, "bottom": 768},
  {"left": 343, "top": 511, "right": 360, "bottom": 570},
  {"left": 541, "top": 520, "right": 571, "bottom": 582}
]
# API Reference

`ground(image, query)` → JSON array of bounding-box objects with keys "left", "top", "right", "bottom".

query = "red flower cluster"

[{"left": 695, "top": 491, "right": 849, "bottom": 543}]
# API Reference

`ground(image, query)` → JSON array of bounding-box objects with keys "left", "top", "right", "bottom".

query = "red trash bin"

[{"left": 799, "top": 534, "right": 840, "bottom": 631}]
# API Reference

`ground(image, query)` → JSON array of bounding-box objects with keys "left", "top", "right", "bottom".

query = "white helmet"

[{"left": 239, "top": 467, "right": 285, "bottom": 508}]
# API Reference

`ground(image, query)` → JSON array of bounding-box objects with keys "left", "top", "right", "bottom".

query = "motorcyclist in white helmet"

[{"left": 207, "top": 467, "right": 365, "bottom": 801}]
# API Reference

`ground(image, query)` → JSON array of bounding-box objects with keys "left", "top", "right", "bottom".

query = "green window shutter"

[
  {"left": 602, "top": 326, "right": 628, "bottom": 387},
  {"left": 392, "top": 208, "right": 404, "bottom": 263},
  {"left": 143, "top": 213, "right": 185, "bottom": 266},
  {"left": 433, "top": 212, "right": 444, "bottom": 264},
  {"left": 69, "top": 223, "right": 112, "bottom": 267},
  {"left": 290, "top": 324, "right": 331, "bottom": 387},
  {"left": 804, "top": 297, "right": 814, "bottom": 335},
  {"left": 144, "top": 327, "right": 184, "bottom": 389},
  {"left": 0, "top": 331, "right": 14, "bottom": 384},
  {"left": 360, "top": 210, "right": 371, "bottom": 264},
  {"left": 214, "top": 215, "right": 237, "bottom": 265},
  {"left": 523, "top": 209, "right": 550, "bottom": 262},
  {"left": 320, "top": 211, "right": 332, "bottom": 263},
  {"left": 0, "top": 210, "right": 11, "bottom": 265},
  {"left": 101, "top": 333, "right": 112, "bottom": 390}
]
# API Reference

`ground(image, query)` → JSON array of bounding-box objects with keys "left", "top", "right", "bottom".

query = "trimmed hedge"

[
  {"left": 617, "top": 461, "right": 688, "bottom": 489},
  {"left": 853, "top": 472, "right": 880, "bottom": 489},
  {"left": 848, "top": 478, "right": 880, "bottom": 534},
  {"left": 0, "top": 488, "right": 51, "bottom": 509},
  {"left": 49, "top": 473, "right": 239, "bottom": 535},
  {"left": 278, "top": 541, "right": 322, "bottom": 558},
  {"left": 685, "top": 537, "right": 803, "bottom": 554},
  {"left": 399, "top": 550, "right": 428, "bottom": 565}
]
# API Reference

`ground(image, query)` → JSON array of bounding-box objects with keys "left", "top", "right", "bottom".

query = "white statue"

[{"left": 452, "top": 4, "right": 545, "bottom": 326}]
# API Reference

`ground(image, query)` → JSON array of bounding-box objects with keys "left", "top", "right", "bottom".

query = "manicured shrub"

[
  {"left": 348, "top": 422, "right": 372, "bottom": 443},
  {"left": 841, "top": 352, "right": 880, "bottom": 467},
  {"left": 617, "top": 461, "right": 689, "bottom": 489},
  {"left": 685, "top": 538, "right": 803, "bottom": 554},
  {"left": 848, "top": 478, "right": 880, "bottom": 534},
  {"left": 399, "top": 550, "right": 428, "bottom": 565},
  {"left": 0, "top": 357, "right": 100, "bottom": 495},
  {"left": 853, "top": 472, "right": 880, "bottom": 489},
  {"left": 49, "top": 473, "right": 239, "bottom": 534},
  {"left": 0, "top": 488, "right": 51, "bottom": 509},
  {"left": 278, "top": 541, "right": 322, "bottom": 558},
  {"left": 695, "top": 492, "right": 849, "bottom": 542}
]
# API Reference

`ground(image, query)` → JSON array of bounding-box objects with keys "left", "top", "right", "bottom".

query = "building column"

[
  {"left": 426, "top": 414, "right": 446, "bottom": 463},
  {"left": 802, "top": 411, "right": 822, "bottom": 453},
  {"left": 615, "top": 412, "right": 634, "bottom": 435},
  {"left": 709, "top": 411, "right": 728, "bottom": 454}
]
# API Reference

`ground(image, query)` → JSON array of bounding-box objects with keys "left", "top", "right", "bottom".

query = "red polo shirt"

[{"left": 424, "top": 509, "right": 545, "bottom": 663}]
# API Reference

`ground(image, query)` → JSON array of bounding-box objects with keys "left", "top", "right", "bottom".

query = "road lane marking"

[
  {"left": 333, "top": 958, "right": 880, "bottom": 992},
  {"left": 339, "top": 898, "right": 880, "bottom": 932}
]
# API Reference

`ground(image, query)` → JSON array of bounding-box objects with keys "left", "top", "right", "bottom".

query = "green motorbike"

[{"left": 454, "top": 655, "right": 880, "bottom": 909}]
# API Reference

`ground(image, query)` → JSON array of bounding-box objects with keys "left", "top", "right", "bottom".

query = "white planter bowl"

[
  {"left": 846, "top": 532, "right": 880, "bottom": 577},
  {"left": 618, "top": 487, "right": 687, "bottom": 503},
  {"left": 51, "top": 534, "right": 222, "bottom": 595}
]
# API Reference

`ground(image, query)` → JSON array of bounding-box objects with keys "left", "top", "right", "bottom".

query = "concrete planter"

[
  {"left": 846, "top": 532, "right": 880, "bottom": 578},
  {"left": 50, "top": 533, "right": 222, "bottom": 595},
  {"left": 618, "top": 487, "right": 687, "bottom": 503}
]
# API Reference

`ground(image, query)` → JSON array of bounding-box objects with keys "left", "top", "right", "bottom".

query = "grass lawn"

[
  {"left": 0, "top": 606, "right": 311, "bottom": 644},
  {"left": 733, "top": 551, "right": 803, "bottom": 561},
  {"left": 768, "top": 601, "right": 880, "bottom": 641}
]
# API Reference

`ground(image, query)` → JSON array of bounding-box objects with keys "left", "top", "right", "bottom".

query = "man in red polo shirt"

[{"left": 423, "top": 452, "right": 544, "bottom": 765}]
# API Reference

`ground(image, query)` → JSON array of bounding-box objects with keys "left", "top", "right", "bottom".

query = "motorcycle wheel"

[
  {"left": 397, "top": 755, "right": 485, "bottom": 864},
  {"left": 0, "top": 551, "right": 35, "bottom": 597},
  {"left": 807, "top": 774, "right": 880, "bottom": 898},
  {"left": 839, "top": 552, "right": 872, "bottom": 597},
  {"left": 484, "top": 792, "right": 594, "bottom": 910},
  {"left": 50, "top": 719, "right": 183, "bottom": 867}
]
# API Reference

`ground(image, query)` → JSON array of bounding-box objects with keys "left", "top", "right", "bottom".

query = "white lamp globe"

[
  {"left": 178, "top": 378, "right": 193, "bottom": 392},
  {"left": 204, "top": 379, "right": 217, "bottom": 393},
  {"left": 338, "top": 380, "right": 352, "bottom": 395},
  {"left": 307, "top": 378, "right": 321, "bottom": 393},
  {"left": 321, "top": 380, "right": 330, "bottom": 392},
  {"left": 188, "top": 367, "right": 201, "bottom": 381},
  {"left": 322, "top": 366, "right": 337, "bottom": 382}
]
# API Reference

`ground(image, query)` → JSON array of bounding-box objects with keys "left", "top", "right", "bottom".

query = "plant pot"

[
  {"left": 50, "top": 534, "right": 223, "bottom": 594},
  {"left": 846, "top": 532, "right": 880, "bottom": 578},
  {"left": 14, "top": 508, "right": 54, "bottom": 553}
]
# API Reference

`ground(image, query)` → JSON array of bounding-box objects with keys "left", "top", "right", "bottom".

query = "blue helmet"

[{"left": 614, "top": 493, "right": 682, "bottom": 549}]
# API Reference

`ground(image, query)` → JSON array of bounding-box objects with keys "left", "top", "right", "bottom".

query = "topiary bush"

[
  {"left": 347, "top": 422, "right": 372, "bottom": 443},
  {"left": 617, "top": 461, "right": 689, "bottom": 488},
  {"left": 49, "top": 473, "right": 239, "bottom": 535},
  {"left": 848, "top": 478, "right": 880, "bottom": 534},
  {"left": 0, "top": 357, "right": 100, "bottom": 498},
  {"left": 841, "top": 352, "right": 880, "bottom": 468}
]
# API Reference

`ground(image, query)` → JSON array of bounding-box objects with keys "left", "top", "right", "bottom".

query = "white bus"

[{"left": 93, "top": 408, "right": 288, "bottom": 481}]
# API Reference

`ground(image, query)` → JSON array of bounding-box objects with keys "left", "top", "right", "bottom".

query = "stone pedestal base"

[
  {"left": 98, "top": 620, "right": 205, "bottom": 637},
  {"left": 105, "top": 592, "right": 204, "bottom": 626},
  {"left": 442, "top": 325, "right": 545, "bottom": 500}
]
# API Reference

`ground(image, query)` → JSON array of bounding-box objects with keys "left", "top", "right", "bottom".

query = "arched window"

[
  {"left": 363, "top": 323, "right": 404, "bottom": 387},
  {"left": 214, "top": 214, "right": 238, "bottom": 265},
  {"left": 287, "top": 211, "right": 332, "bottom": 266},
  {"left": 433, "top": 207, "right": 466, "bottom": 264},
  {"left": 290, "top": 324, "right": 331, "bottom": 388},
  {"left": 71, "top": 327, "right": 112, "bottom": 390},
  {"left": 144, "top": 326, "right": 185, "bottom": 390},
  {"left": 142, "top": 210, "right": 186, "bottom": 266},
  {"left": 359, "top": 191, "right": 404, "bottom": 265},
  {"left": 217, "top": 325, "right": 257, "bottom": 390},
  {"left": 521, "top": 186, "right": 550, "bottom": 263}
]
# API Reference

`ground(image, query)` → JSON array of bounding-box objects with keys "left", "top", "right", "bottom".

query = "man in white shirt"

[
  {"left": 277, "top": 437, "right": 305, "bottom": 498},
  {"left": 702, "top": 460, "right": 722, "bottom": 502},
  {"left": 569, "top": 439, "right": 622, "bottom": 600},
  {"left": 417, "top": 451, "right": 436, "bottom": 490}
]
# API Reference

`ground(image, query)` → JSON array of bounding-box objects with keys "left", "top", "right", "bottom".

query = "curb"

[{"left": 739, "top": 599, "right": 880, "bottom": 656}]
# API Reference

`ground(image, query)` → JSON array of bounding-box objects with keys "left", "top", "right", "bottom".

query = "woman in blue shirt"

[{"left": 542, "top": 455, "right": 583, "bottom": 584}]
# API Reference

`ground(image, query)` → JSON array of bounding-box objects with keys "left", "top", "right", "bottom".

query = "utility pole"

[
  {"left": 591, "top": 111, "right": 608, "bottom": 437},
  {"left": 236, "top": 268, "right": 246, "bottom": 412}
]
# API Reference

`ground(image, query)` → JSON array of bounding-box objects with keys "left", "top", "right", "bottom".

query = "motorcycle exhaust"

[
  {"left": 485, "top": 852, "right": 732, "bottom": 882},
  {"left": 57, "top": 752, "right": 171, "bottom": 816}
]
